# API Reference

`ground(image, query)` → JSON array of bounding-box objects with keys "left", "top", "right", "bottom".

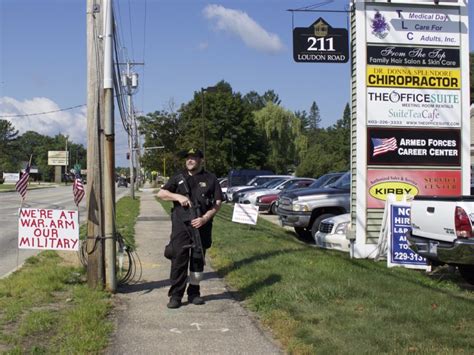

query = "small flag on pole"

[
  {"left": 15, "top": 163, "right": 31, "bottom": 200},
  {"left": 73, "top": 170, "right": 85, "bottom": 206}
]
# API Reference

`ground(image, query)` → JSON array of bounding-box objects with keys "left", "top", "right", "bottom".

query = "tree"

[
  {"left": 177, "top": 81, "right": 267, "bottom": 176},
  {"left": 308, "top": 101, "right": 321, "bottom": 130},
  {"left": 243, "top": 91, "right": 266, "bottom": 112},
  {"left": 137, "top": 101, "right": 182, "bottom": 176},
  {"left": 262, "top": 90, "right": 281, "bottom": 106},
  {"left": 296, "top": 103, "right": 350, "bottom": 177},
  {"left": 253, "top": 102, "right": 306, "bottom": 173},
  {"left": 0, "top": 119, "right": 19, "bottom": 172}
]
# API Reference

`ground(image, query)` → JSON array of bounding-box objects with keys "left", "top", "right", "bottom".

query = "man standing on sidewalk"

[{"left": 157, "top": 148, "right": 222, "bottom": 309}]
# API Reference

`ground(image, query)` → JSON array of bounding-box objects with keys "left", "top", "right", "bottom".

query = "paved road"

[{"left": 0, "top": 185, "right": 129, "bottom": 278}]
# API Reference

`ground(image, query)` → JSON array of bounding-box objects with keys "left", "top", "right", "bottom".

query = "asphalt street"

[{"left": 0, "top": 184, "right": 129, "bottom": 278}]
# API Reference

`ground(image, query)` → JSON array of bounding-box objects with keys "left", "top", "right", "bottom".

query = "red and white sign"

[
  {"left": 18, "top": 208, "right": 79, "bottom": 251},
  {"left": 367, "top": 169, "right": 461, "bottom": 208}
]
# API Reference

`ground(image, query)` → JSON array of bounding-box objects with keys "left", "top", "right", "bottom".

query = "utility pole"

[
  {"left": 119, "top": 60, "right": 143, "bottom": 199},
  {"left": 103, "top": 0, "right": 116, "bottom": 293},
  {"left": 86, "top": 0, "right": 105, "bottom": 289}
]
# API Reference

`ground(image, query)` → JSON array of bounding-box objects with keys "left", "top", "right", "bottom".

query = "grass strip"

[
  {"left": 159, "top": 200, "right": 474, "bottom": 354},
  {"left": 115, "top": 196, "right": 140, "bottom": 250},
  {"left": 0, "top": 196, "right": 140, "bottom": 354}
]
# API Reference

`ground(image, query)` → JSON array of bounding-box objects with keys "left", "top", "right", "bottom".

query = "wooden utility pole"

[
  {"left": 103, "top": 0, "right": 117, "bottom": 292},
  {"left": 86, "top": 0, "right": 105, "bottom": 288}
]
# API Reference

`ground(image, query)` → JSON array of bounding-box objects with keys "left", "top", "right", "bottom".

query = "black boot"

[
  {"left": 187, "top": 284, "right": 205, "bottom": 305},
  {"left": 167, "top": 298, "right": 182, "bottom": 309}
]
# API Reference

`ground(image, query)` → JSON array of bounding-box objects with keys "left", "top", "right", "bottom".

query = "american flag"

[
  {"left": 73, "top": 171, "right": 85, "bottom": 206},
  {"left": 15, "top": 163, "right": 30, "bottom": 200},
  {"left": 372, "top": 137, "right": 398, "bottom": 157}
]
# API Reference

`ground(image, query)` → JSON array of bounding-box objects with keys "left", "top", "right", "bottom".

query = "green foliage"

[
  {"left": 140, "top": 81, "right": 266, "bottom": 175},
  {"left": 296, "top": 103, "right": 350, "bottom": 177},
  {"left": 253, "top": 102, "right": 306, "bottom": 173},
  {"left": 0, "top": 123, "right": 87, "bottom": 181},
  {"left": 115, "top": 196, "right": 140, "bottom": 250},
  {"left": 0, "top": 119, "right": 20, "bottom": 172}
]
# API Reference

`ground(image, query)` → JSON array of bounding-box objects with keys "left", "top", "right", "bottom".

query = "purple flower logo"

[{"left": 371, "top": 10, "right": 390, "bottom": 39}]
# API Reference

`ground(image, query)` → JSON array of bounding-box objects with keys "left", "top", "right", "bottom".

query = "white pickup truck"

[{"left": 407, "top": 195, "right": 474, "bottom": 284}]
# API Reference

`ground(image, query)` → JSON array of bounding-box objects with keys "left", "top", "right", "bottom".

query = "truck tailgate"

[{"left": 410, "top": 199, "right": 457, "bottom": 243}]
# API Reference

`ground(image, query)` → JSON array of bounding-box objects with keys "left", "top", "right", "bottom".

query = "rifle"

[{"left": 178, "top": 174, "right": 206, "bottom": 265}]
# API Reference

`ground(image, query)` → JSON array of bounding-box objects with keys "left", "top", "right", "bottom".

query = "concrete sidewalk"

[{"left": 107, "top": 188, "right": 282, "bottom": 354}]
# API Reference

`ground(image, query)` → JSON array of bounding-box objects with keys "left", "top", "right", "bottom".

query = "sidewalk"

[{"left": 107, "top": 188, "right": 282, "bottom": 354}]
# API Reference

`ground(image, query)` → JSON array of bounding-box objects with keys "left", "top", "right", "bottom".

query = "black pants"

[{"left": 168, "top": 224, "right": 211, "bottom": 299}]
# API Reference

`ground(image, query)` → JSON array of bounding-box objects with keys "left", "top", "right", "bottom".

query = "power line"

[
  {"left": 127, "top": 0, "right": 135, "bottom": 59},
  {"left": 0, "top": 104, "right": 86, "bottom": 118}
]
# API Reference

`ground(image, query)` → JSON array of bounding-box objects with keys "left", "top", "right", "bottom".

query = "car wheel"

[
  {"left": 458, "top": 265, "right": 474, "bottom": 285},
  {"left": 270, "top": 203, "right": 277, "bottom": 215},
  {"left": 310, "top": 213, "right": 335, "bottom": 238},
  {"left": 294, "top": 227, "right": 311, "bottom": 240}
]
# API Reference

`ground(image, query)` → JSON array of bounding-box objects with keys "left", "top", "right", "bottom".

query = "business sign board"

[
  {"left": 3, "top": 173, "right": 19, "bottom": 183},
  {"left": 18, "top": 208, "right": 79, "bottom": 251},
  {"left": 367, "top": 45, "right": 460, "bottom": 68},
  {"left": 367, "top": 66, "right": 461, "bottom": 89},
  {"left": 293, "top": 17, "right": 349, "bottom": 63},
  {"left": 367, "top": 169, "right": 461, "bottom": 209},
  {"left": 365, "top": 5, "right": 462, "bottom": 47},
  {"left": 367, "top": 128, "right": 461, "bottom": 166},
  {"left": 367, "top": 88, "right": 461, "bottom": 128},
  {"left": 388, "top": 204, "right": 428, "bottom": 269},
  {"left": 48, "top": 151, "right": 69, "bottom": 166},
  {"left": 351, "top": 0, "right": 468, "bottom": 258}
]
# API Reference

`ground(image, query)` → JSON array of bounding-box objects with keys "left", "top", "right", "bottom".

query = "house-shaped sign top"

[{"left": 313, "top": 18, "right": 330, "bottom": 37}]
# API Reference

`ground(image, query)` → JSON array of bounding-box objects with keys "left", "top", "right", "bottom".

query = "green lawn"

[
  {"left": 160, "top": 200, "right": 474, "bottom": 354},
  {"left": 0, "top": 196, "right": 140, "bottom": 354}
]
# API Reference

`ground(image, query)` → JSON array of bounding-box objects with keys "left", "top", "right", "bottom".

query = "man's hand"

[
  {"left": 176, "top": 194, "right": 191, "bottom": 207},
  {"left": 191, "top": 216, "right": 207, "bottom": 229}
]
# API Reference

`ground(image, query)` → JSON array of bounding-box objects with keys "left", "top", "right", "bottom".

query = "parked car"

[
  {"left": 226, "top": 175, "right": 292, "bottom": 202},
  {"left": 256, "top": 179, "right": 316, "bottom": 214},
  {"left": 309, "top": 172, "right": 346, "bottom": 189},
  {"left": 277, "top": 172, "right": 351, "bottom": 239},
  {"left": 314, "top": 213, "right": 351, "bottom": 252},
  {"left": 227, "top": 169, "right": 274, "bottom": 188},
  {"left": 240, "top": 178, "right": 315, "bottom": 205}
]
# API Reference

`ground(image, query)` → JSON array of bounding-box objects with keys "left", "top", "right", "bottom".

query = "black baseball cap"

[{"left": 179, "top": 148, "right": 204, "bottom": 159}]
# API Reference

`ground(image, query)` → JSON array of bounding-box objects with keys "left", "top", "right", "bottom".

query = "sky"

[{"left": 0, "top": 0, "right": 473, "bottom": 168}]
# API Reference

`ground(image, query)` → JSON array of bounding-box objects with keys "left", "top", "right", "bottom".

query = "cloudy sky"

[{"left": 0, "top": 1, "right": 472, "bottom": 167}]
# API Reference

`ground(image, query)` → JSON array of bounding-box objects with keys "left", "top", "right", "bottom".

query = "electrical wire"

[
  {"left": 0, "top": 104, "right": 86, "bottom": 118},
  {"left": 127, "top": 0, "right": 135, "bottom": 59},
  {"left": 140, "top": 0, "right": 148, "bottom": 113}
]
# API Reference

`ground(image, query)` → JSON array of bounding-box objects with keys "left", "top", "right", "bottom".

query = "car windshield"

[
  {"left": 309, "top": 174, "right": 336, "bottom": 188},
  {"left": 327, "top": 172, "right": 350, "bottom": 189},
  {"left": 265, "top": 178, "right": 286, "bottom": 188},
  {"left": 247, "top": 177, "right": 273, "bottom": 186}
]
